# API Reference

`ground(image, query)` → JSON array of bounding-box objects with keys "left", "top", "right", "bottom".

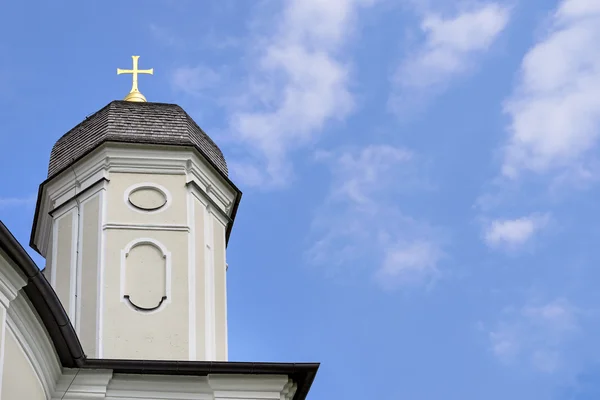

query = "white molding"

[
  {"left": 104, "top": 373, "right": 294, "bottom": 400},
  {"left": 124, "top": 181, "right": 172, "bottom": 214},
  {"left": 33, "top": 143, "right": 239, "bottom": 257},
  {"left": 98, "top": 186, "right": 108, "bottom": 358},
  {"left": 53, "top": 369, "right": 113, "bottom": 400},
  {"left": 52, "top": 198, "right": 78, "bottom": 220},
  {"left": 188, "top": 180, "right": 231, "bottom": 228},
  {"left": 120, "top": 238, "right": 172, "bottom": 315},
  {"left": 207, "top": 375, "right": 290, "bottom": 390},
  {"left": 0, "top": 306, "right": 7, "bottom": 397},
  {"left": 188, "top": 164, "right": 232, "bottom": 214},
  {"left": 106, "top": 373, "right": 212, "bottom": 399},
  {"left": 47, "top": 370, "right": 300, "bottom": 400},
  {"left": 282, "top": 379, "right": 297, "bottom": 400},
  {"left": 51, "top": 369, "right": 296, "bottom": 400},
  {"left": 69, "top": 207, "right": 78, "bottom": 324},
  {"left": 222, "top": 222, "right": 229, "bottom": 361},
  {"left": 187, "top": 186, "right": 197, "bottom": 361},
  {"left": 103, "top": 223, "right": 189, "bottom": 232},
  {"left": 77, "top": 181, "right": 107, "bottom": 206},
  {"left": 75, "top": 198, "right": 84, "bottom": 336},
  {"left": 52, "top": 371, "right": 77, "bottom": 400},
  {"left": 6, "top": 293, "right": 62, "bottom": 400},
  {"left": 52, "top": 169, "right": 106, "bottom": 210},
  {"left": 0, "top": 252, "right": 27, "bottom": 309},
  {"left": 51, "top": 214, "right": 58, "bottom": 288},
  {"left": 51, "top": 368, "right": 297, "bottom": 400},
  {"left": 208, "top": 375, "right": 291, "bottom": 400},
  {"left": 0, "top": 249, "right": 28, "bottom": 398},
  {"left": 204, "top": 204, "right": 216, "bottom": 360},
  {"left": 79, "top": 144, "right": 234, "bottom": 211}
]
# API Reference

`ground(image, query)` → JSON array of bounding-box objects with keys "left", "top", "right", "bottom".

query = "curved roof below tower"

[{"left": 48, "top": 101, "right": 228, "bottom": 179}]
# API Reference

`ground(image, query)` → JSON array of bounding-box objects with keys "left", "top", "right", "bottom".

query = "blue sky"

[{"left": 2, "top": 0, "right": 600, "bottom": 398}]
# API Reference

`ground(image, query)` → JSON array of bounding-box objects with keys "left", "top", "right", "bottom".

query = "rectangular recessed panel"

[
  {"left": 213, "top": 218, "right": 227, "bottom": 361},
  {"left": 55, "top": 212, "right": 74, "bottom": 321},
  {"left": 194, "top": 199, "right": 206, "bottom": 360},
  {"left": 80, "top": 196, "right": 100, "bottom": 357}
]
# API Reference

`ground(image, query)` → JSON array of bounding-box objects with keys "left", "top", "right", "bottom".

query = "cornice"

[
  {"left": 31, "top": 143, "right": 241, "bottom": 257},
  {"left": 53, "top": 369, "right": 113, "bottom": 400},
  {"left": 187, "top": 180, "right": 233, "bottom": 228},
  {"left": 0, "top": 249, "right": 27, "bottom": 308},
  {"left": 6, "top": 293, "right": 62, "bottom": 399},
  {"left": 283, "top": 379, "right": 298, "bottom": 400},
  {"left": 106, "top": 373, "right": 212, "bottom": 399},
  {"left": 53, "top": 371, "right": 299, "bottom": 400},
  {"left": 207, "top": 374, "right": 289, "bottom": 390},
  {"left": 103, "top": 223, "right": 190, "bottom": 232}
]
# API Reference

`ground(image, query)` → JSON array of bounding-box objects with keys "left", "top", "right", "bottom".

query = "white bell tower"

[{"left": 31, "top": 100, "right": 241, "bottom": 361}]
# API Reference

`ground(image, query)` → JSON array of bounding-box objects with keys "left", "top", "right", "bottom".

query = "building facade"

[{"left": 0, "top": 95, "right": 318, "bottom": 399}]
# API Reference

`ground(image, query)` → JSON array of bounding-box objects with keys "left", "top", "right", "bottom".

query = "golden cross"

[{"left": 117, "top": 56, "right": 154, "bottom": 102}]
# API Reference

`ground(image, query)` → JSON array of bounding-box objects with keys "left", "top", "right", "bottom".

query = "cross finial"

[{"left": 117, "top": 56, "right": 154, "bottom": 102}]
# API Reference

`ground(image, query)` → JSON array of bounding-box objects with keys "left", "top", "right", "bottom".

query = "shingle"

[{"left": 48, "top": 101, "right": 228, "bottom": 178}]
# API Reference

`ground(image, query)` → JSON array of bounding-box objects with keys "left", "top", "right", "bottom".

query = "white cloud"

[
  {"left": 376, "top": 241, "right": 442, "bottom": 288},
  {"left": 307, "top": 145, "right": 443, "bottom": 289},
  {"left": 226, "top": 0, "right": 374, "bottom": 187},
  {"left": 502, "top": 0, "right": 600, "bottom": 178},
  {"left": 0, "top": 195, "right": 35, "bottom": 209},
  {"left": 391, "top": 2, "right": 510, "bottom": 109},
  {"left": 150, "top": 24, "right": 184, "bottom": 50},
  {"left": 317, "top": 144, "right": 413, "bottom": 205},
  {"left": 483, "top": 213, "right": 550, "bottom": 249},
  {"left": 556, "top": 0, "right": 600, "bottom": 19},
  {"left": 489, "top": 298, "right": 579, "bottom": 373},
  {"left": 171, "top": 65, "right": 221, "bottom": 97}
]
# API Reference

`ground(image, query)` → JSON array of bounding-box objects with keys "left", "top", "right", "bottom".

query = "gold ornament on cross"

[{"left": 117, "top": 56, "right": 154, "bottom": 102}]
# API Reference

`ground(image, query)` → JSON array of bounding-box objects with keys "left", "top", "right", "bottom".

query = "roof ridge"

[{"left": 112, "top": 100, "right": 183, "bottom": 107}]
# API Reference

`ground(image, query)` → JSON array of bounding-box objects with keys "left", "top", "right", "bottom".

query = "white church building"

[{"left": 0, "top": 58, "right": 319, "bottom": 399}]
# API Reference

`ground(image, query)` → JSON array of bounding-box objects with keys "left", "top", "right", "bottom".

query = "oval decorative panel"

[
  {"left": 124, "top": 242, "right": 167, "bottom": 312},
  {"left": 128, "top": 186, "right": 167, "bottom": 211}
]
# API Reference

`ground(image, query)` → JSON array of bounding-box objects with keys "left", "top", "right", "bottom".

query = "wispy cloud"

[
  {"left": 488, "top": 298, "right": 579, "bottom": 373},
  {"left": 150, "top": 23, "right": 240, "bottom": 52},
  {"left": 224, "top": 0, "right": 375, "bottom": 188},
  {"left": 502, "top": 0, "right": 600, "bottom": 179},
  {"left": 0, "top": 195, "right": 35, "bottom": 209},
  {"left": 307, "top": 145, "right": 444, "bottom": 289},
  {"left": 390, "top": 2, "right": 510, "bottom": 112},
  {"left": 375, "top": 241, "right": 443, "bottom": 289},
  {"left": 150, "top": 24, "right": 185, "bottom": 50},
  {"left": 483, "top": 213, "right": 550, "bottom": 250},
  {"left": 171, "top": 65, "right": 221, "bottom": 97}
]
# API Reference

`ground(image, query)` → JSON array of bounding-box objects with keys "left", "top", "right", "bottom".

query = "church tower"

[{"left": 30, "top": 57, "right": 241, "bottom": 361}]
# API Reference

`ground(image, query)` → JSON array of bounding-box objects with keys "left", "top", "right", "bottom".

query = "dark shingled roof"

[{"left": 48, "top": 101, "right": 228, "bottom": 178}]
